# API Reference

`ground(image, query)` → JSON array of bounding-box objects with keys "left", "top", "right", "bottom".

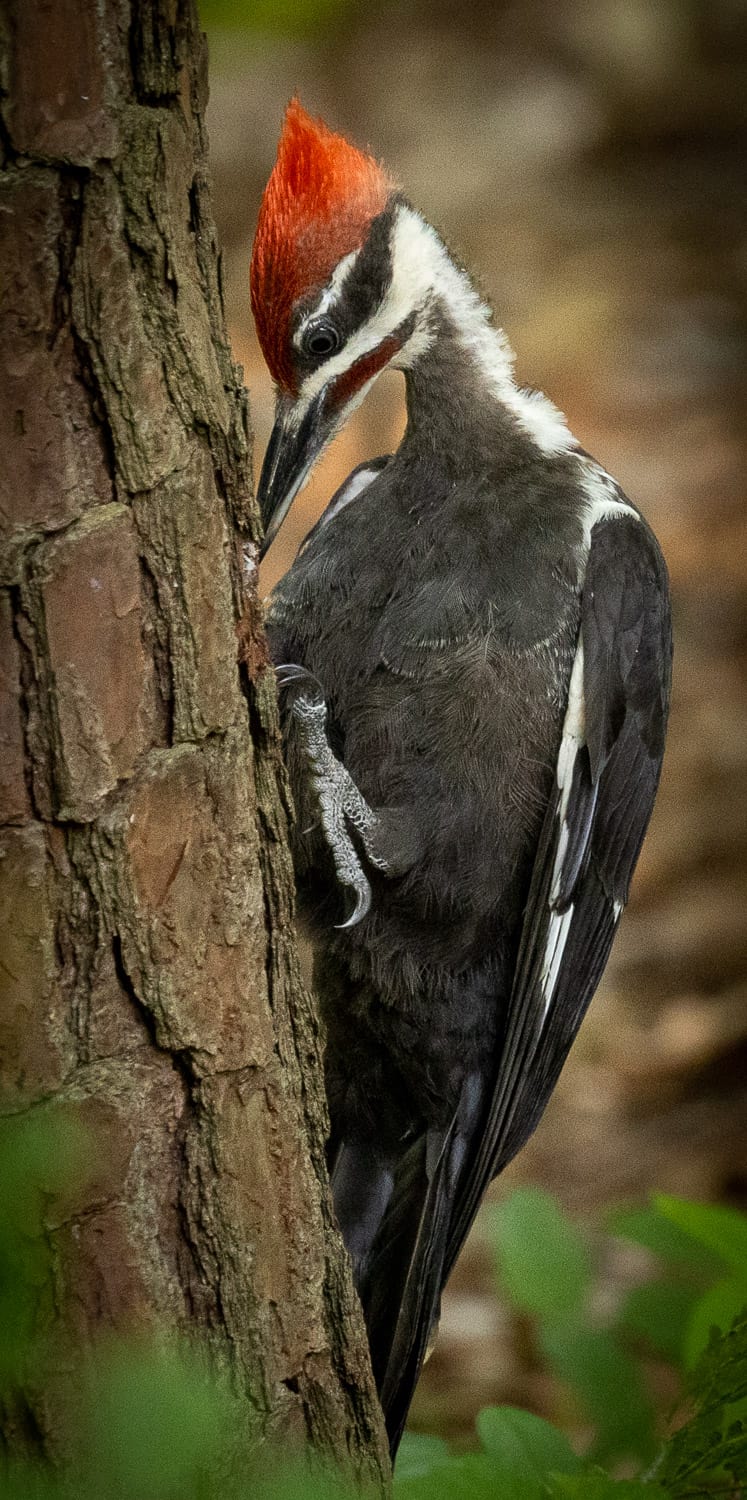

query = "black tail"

[{"left": 331, "top": 1076, "right": 485, "bottom": 1458}]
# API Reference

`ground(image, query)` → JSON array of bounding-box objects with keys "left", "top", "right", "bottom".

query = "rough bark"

[{"left": 0, "top": 0, "right": 389, "bottom": 1486}]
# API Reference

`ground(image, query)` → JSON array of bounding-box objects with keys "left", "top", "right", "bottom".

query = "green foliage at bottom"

[
  {"left": 394, "top": 1313, "right": 747, "bottom": 1499},
  {"left": 0, "top": 1114, "right": 745, "bottom": 1499},
  {"left": 392, "top": 1188, "right": 747, "bottom": 1499}
]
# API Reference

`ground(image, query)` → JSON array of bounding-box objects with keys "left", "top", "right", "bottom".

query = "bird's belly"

[
  {"left": 311, "top": 651, "right": 567, "bottom": 1138},
  {"left": 268, "top": 531, "right": 578, "bottom": 1135},
  {"left": 325, "top": 646, "right": 564, "bottom": 951},
  {"left": 268, "top": 548, "right": 576, "bottom": 975}
]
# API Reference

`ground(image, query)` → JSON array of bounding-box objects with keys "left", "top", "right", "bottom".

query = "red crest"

[{"left": 251, "top": 99, "right": 393, "bottom": 392}]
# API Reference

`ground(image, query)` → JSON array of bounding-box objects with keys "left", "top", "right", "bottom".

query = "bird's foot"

[
  {"left": 275, "top": 662, "right": 324, "bottom": 696},
  {"left": 288, "top": 689, "right": 389, "bottom": 928}
]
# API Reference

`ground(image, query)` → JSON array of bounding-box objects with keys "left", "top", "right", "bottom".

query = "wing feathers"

[
  {"left": 345, "top": 506, "right": 671, "bottom": 1457},
  {"left": 446, "top": 508, "right": 670, "bottom": 1280}
]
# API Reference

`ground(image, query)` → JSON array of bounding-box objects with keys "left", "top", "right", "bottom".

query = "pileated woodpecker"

[{"left": 251, "top": 101, "right": 671, "bottom": 1455}]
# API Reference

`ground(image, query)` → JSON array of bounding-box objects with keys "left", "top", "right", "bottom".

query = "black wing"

[
  {"left": 445, "top": 508, "right": 672, "bottom": 1265},
  {"left": 369, "top": 508, "right": 672, "bottom": 1452}
]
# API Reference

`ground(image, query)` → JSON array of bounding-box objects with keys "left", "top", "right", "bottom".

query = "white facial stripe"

[
  {"left": 293, "top": 248, "right": 361, "bottom": 349},
  {"left": 293, "top": 212, "right": 435, "bottom": 415},
  {"left": 390, "top": 210, "right": 571, "bottom": 451},
  {"left": 504, "top": 387, "right": 571, "bottom": 453},
  {"left": 293, "top": 205, "right": 571, "bottom": 451}
]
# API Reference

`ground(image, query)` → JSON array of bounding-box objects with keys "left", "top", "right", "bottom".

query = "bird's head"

[{"left": 251, "top": 100, "right": 427, "bottom": 555}]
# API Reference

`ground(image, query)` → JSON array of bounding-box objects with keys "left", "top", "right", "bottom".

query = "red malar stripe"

[{"left": 327, "top": 333, "right": 402, "bottom": 411}]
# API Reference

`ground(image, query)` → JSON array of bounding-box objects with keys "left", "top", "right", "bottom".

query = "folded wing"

[{"left": 370, "top": 507, "right": 672, "bottom": 1453}]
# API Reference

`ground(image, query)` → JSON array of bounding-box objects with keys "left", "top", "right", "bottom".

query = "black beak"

[{"left": 257, "top": 391, "right": 329, "bottom": 559}]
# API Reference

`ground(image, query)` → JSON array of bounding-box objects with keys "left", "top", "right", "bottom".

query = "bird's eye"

[{"left": 302, "top": 320, "right": 340, "bottom": 358}]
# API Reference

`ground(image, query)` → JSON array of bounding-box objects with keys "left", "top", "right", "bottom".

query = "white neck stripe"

[
  {"left": 389, "top": 209, "right": 571, "bottom": 453},
  {"left": 293, "top": 204, "right": 572, "bottom": 456}
]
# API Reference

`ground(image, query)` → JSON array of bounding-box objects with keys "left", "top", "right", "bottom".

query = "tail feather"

[
  {"left": 343, "top": 1075, "right": 486, "bottom": 1457},
  {"left": 365, "top": 1127, "right": 452, "bottom": 1453}
]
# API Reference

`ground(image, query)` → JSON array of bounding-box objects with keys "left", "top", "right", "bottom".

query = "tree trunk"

[{"left": 0, "top": 0, "right": 389, "bottom": 1486}]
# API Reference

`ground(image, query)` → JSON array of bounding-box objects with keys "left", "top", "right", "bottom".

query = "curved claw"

[
  {"left": 335, "top": 878, "right": 372, "bottom": 929},
  {"left": 275, "top": 663, "right": 326, "bottom": 698},
  {"left": 275, "top": 662, "right": 310, "bottom": 685}
]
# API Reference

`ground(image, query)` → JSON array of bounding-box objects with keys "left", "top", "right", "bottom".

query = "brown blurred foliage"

[{"left": 203, "top": 0, "right": 747, "bottom": 1443}]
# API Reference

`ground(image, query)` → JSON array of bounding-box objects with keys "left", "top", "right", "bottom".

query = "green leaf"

[
  {"left": 0, "top": 1461, "right": 64, "bottom": 1500},
  {"left": 540, "top": 1325, "right": 655, "bottom": 1465},
  {"left": 199, "top": 0, "right": 355, "bottom": 40},
  {"left": 395, "top": 1432, "right": 451, "bottom": 1480},
  {"left": 476, "top": 1405, "right": 582, "bottom": 1476},
  {"left": 548, "top": 1475, "right": 665, "bottom": 1500},
  {"left": 254, "top": 1461, "right": 361, "bottom": 1500},
  {"left": 654, "top": 1195, "right": 747, "bottom": 1280},
  {"left": 687, "top": 1305, "right": 747, "bottom": 1409},
  {"left": 658, "top": 1310, "right": 747, "bottom": 1495},
  {"left": 608, "top": 1203, "right": 721, "bottom": 1276},
  {"left": 617, "top": 1280, "right": 701, "bottom": 1363},
  {"left": 394, "top": 1452, "right": 545, "bottom": 1500},
  {"left": 395, "top": 1408, "right": 583, "bottom": 1500},
  {"left": 0, "top": 1109, "right": 88, "bottom": 1384},
  {"left": 77, "top": 1343, "right": 239, "bottom": 1498},
  {"left": 487, "top": 1188, "right": 591, "bottom": 1320},
  {"left": 683, "top": 1278, "right": 747, "bottom": 1368}
]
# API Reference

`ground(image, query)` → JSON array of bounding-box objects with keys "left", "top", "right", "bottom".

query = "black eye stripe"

[{"left": 294, "top": 202, "right": 400, "bottom": 366}]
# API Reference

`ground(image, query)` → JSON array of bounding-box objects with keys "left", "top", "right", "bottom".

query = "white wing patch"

[
  {"left": 578, "top": 461, "right": 639, "bottom": 544},
  {"left": 540, "top": 475, "right": 641, "bottom": 1019},
  {"left": 554, "top": 639, "right": 586, "bottom": 841},
  {"left": 541, "top": 636, "right": 586, "bottom": 1016},
  {"left": 540, "top": 908, "right": 574, "bottom": 1017},
  {"left": 317, "top": 463, "right": 385, "bottom": 529}
]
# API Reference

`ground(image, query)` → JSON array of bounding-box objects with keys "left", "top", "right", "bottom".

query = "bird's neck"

[{"left": 392, "top": 207, "right": 570, "bottom": 465}]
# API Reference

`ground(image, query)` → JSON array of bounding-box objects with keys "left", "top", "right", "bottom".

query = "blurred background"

[{"left": 200, "top": 0, "right": 747, "bottom": 1450}]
